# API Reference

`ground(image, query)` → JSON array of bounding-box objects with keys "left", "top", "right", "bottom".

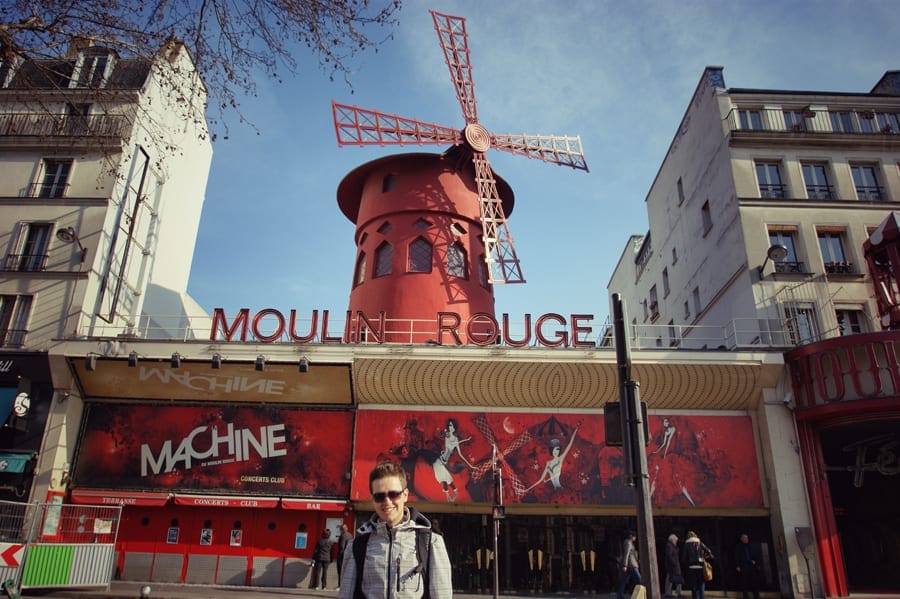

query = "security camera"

[{"left": 782, "top": 392, "right": 793, "bottom": 405}]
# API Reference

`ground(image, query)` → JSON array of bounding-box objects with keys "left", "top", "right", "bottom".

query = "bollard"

[{"left": 1, "top": 579, "right": 20, "bottom": 599}]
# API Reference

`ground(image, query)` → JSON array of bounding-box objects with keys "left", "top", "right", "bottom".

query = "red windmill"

[{"left": 333, "top": 10, "right": 588, "bottom": 343}]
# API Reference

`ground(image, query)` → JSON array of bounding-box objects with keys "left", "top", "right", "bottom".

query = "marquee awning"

[
  {"left": 70, "top": 489, "right": 171, "bottom": 506},
  {"left": 173, "top": 493, "right": 280, "bottom": 509}
]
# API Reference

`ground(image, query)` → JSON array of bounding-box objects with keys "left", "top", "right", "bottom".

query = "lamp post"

[
  {"left": 611, "top": 293, "right": 660, "bottom": 599},
  {"left": 491, "top": 446, "right": 503, "bottom": 599}
]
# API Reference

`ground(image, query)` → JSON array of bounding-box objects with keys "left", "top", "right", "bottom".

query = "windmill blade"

[
  {"left": 332, "top": 101, "right": 462, "bottom": 147},
  {"left": 431, "top": 10, "right": 478, "bottom": 124},
  {"left": 492, "top": 133, "right": 589, "bottom": 172},
  {"left": 473, "top": 153, "right": 525, "bottom": 284}
]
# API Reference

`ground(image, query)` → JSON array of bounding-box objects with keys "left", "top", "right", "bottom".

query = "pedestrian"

[
  {"left": 616, "top": 530, "right": 642, "bottom": 599},
  {"left": 681, "top": 530, "right": 713, "bottom": 599},
  {"left": 337, "top": 461, "right": 453, "bottom": 599},
  {"left": 335, "top": 523, "right": 353, "bottom": 590},
  {"left": 734, "top": 533, "right": 761, "bottom": 599},
  {"left": 311, "top": 528, "right": 334, "bottom": 590},
  {"left": 664, "top": 533, "right": 683, "bottom": 597}
]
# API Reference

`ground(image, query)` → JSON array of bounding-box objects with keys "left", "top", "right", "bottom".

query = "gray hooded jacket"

[{"left": 337, "top": 506, "right": 452, "bottom": 599}]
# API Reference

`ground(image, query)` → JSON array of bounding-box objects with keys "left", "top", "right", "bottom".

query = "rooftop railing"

[{"left": 0, "top": 112, "right": 130, "bottom": 138}]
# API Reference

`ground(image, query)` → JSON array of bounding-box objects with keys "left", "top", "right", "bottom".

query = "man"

[
  {"left": 338, "top": 461, "right": 453, "bottom": 599},
  {"left": 616, "top": 531, "right": 641, "bottom": 599},
  {"left": 335, "top": 523, "right": 354, "bottom": 590},
  {"left": 734, "top": 533, "right": 760, "bottom": 599},
  {"left": 663, "top": 533, "right": 683, "bottom": 598}
]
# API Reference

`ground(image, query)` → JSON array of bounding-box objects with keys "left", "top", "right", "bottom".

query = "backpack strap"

[
  {"left": 352, "top": 532, "right": 370, "bottom": 599},
  {"left": 415, "top": 529, "right": 432, "bottom": 599}
]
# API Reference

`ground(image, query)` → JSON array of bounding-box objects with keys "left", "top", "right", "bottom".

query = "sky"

[{"left": 184, "top": 0, "right": 899, "bottom": 329}]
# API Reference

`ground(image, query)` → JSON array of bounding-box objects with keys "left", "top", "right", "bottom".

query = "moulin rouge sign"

[{"left": 210, "top": 308, "right": 598, "bottom": 348}]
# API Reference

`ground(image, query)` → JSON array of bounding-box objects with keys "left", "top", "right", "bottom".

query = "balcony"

[
  {"left": 774, "top": 261, "right": 805, "bottom": 274},
  {"left": 0, "top": 112, "right": 130, "bottom": 139},
  {"left": 759, "top": 184, "right": 787, "bottom": 199},
  {"left": 2, "top": 253, "right": 48, "bottom": 271},
  {"left": 805, "top": 185, "right": 834, "bottom": 200},
  {"left": 726, "top": 107, "right": 900, "bottom": 137},
  {"left": 824, "top": 261, "right": 853, "bottom": 275},
  {"left": 856, "top": 185, "right": 886, "bottom": 202}
]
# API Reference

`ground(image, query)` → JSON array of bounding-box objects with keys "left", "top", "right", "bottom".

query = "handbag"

[{"left": 702, "top": 560, "right": 713, "bottom": 582}]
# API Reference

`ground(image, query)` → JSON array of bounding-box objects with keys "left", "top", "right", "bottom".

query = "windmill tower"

[{"left": 333, "top": 10, "right": 588, "bottom": 343}]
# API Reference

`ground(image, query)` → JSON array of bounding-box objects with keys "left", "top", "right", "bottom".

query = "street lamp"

[
  {"left": 56, "top": 226, "right": 87, "bottom": 263},
  {"left": 758, "top": 243, "right": 788, "bottom": 277}
]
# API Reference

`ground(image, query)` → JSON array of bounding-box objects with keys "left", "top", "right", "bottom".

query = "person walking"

[
  {"left": 734, "top": 533, "right": 761, "bottom": 599},
  {"left": 335, "top": 523, "right": 353, "bottom": 590},
  {"left": 311, "top": 529, "right": 334, "bottom": 590},
  {"left": 616, "top": 530, "right": 642, "bottom": 599},
  {"left": 338, "top": 461, "right": 453, "bottom": 599},
  {"left": 681, "top": 530, "right": 713, "bottom": 599},
  {"left": 664, "top": 533, "right": 683, "bottom": 597}
]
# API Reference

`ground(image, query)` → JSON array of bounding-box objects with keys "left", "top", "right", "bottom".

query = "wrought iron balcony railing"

[
  {"left": 0, "top": 329, "right": 27, "bottom": 348},
  {"left": 774, "top": 261, "right": 805, "bottom": 274},
  {"left": 805, "top": 185, "right": 834, "bottom": 200},
  {"left": 0, "top": 112, "right": 130, "bottom": 138},
  {"left": 824, "top": 261, "right": 853, "bottom": 274},
  {"left": 856, "top": 185, "right": 885, "bottom": 202},
  {"left": 2, "top": 253, "right": 48, "bottom": 271}
]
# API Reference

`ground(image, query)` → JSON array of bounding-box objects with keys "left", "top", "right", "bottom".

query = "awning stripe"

[{"left": 71, "top": 489, "right": 171, "bottom": 506}]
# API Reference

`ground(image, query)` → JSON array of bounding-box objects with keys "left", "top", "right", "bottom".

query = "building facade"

[
  {"left": 609, "top": 67, "right": 900, "bottom": 596},
  {"left": 0, "top": 41, "right": 212, "bottom": 508}
]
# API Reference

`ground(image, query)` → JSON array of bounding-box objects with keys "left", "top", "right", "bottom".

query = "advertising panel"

[
  {"left": 353, "top": 409, "right": 764, "bottom": 508},
  {"left": 73, "top": 403, "right": 353, "bottom": 496}
]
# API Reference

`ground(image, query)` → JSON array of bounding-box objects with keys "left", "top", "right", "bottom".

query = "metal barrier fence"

[{"left": 0, "top": 499, "right": 122, "bottom": 592}]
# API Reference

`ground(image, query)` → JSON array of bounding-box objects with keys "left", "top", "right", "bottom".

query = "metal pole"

[
  {"left": 612, "top": 293, "right": 661, "bottom": 599},
  {"left": 492, "top": 448, "right": 502, "bottom": 599}
]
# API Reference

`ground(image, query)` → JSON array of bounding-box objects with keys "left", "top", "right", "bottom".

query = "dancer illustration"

[
  {"left": 524, "top": 423, "right": 581, "bottom": 493},
  {"left": 649, "top": 417, "right": 696, "bottom": 505},
  {"left": 432, "top": 418, "right": 474, "bottom": 502}
]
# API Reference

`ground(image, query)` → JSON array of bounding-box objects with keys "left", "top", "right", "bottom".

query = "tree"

[{"left": 0, "top": 0, "right": 402, "bottom": 137}]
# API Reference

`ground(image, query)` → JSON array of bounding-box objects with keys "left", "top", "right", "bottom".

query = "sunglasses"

[{"left": 372, "top": 490, "right": 405, "bottom": 503}]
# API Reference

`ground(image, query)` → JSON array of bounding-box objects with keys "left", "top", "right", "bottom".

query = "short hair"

[
  {"left": 668, "top": 534, "right": 678, "bottom": 543},
  {"left": 323, "top": 529, "right": 331, "bottom": 538},
  {"left": 369, "top": 461, "right": 408, "bottom": 493}
]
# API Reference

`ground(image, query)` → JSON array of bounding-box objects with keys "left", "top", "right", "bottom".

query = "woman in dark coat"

[
  {"left": 664, "top": 533, "right": 683, "bottom": 597},
  {"left": 311, "top": 529, "right": 334, "bottom": 590}
]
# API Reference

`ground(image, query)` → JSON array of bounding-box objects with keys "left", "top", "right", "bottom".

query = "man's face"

[
  {"left": 371, "top": 475, "right": 408, "bottom": 527},
  {"left": 740, "top": 534, "right": 749, "bottom": 543}
]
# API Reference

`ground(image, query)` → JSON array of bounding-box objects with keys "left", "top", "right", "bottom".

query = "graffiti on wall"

[{"left": 353, "top": 410, "right": 764, "bottom": 508}]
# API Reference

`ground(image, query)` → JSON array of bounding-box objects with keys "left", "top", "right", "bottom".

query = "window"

[
  {"left": 851, "top": 164, "right": 883, "bottom": 201},
  {"left": 408, "top": 238, "right": 432, "bottom": 273},
  {"left": 649, "top": 285, "right": 659, "bottom": 319},
  {"left": 36, "top": 159, "right": 72, "bottom": 198},
  {"left": 755, "top": 162, "right": 785, "bottom": 198},
  {"left": 65, "top": 103, "right": 91, "bottom": 135},
  {"left": 478, "top": 255, "right": 489, "bottom": 287},
  {"left": 785, "top": 303, "right": 820, "bottom": 345},
  {"left": 4, "top": 223, "right": 52, "bottom": 272},
  {"left": 692, "top": 287, "right": 701, "bottom": 316},
  {"left": 672, "top": 247, "right": 678, "bottom": 265},
  {"left": 374, "top": 242, "right": 393, "bottom": 277},
  {"left": 72, "top": 50, "right": 112, "bottom": 88},
  {"left": 683, "top": 301, "right": 690, "bottom": 319},
  {"left": 817, "top": 228, "right": 850, "bottom": 273},
  {"left": 377, "top": 221, "right": 392, "bottom": 235},
  {"left": 876, "top": 112, "right": 900, "bottom": 134},
  {"left": 447, "top": 242, "right": 467, "bottom": 278},
  {"left": 668, "top": 319, "right": 678, "bottom": 347},
  {"left": 662, "top": 268, "right": 670, "bottom": 297},
  {"left": 701, "top": 200, "right": 712, "bottom": 234},
  {"left": 783, "top": 110, "right": 808, "bottom": 132},
  {"left": 836, "top": 308, "right": 867, "bottom": 336},
  {"left": 413, "top": 218, "right": 431, "bottom": 231},
  {"left": 801, "top": 163, "right": 832, "bottom": 199},
  {"left": 354, "top": 252, "right": 366, "bottom": 286},
  {"left": 857, "top": 111, "right": 876, "bottom": 133},
  {"left": 0, "top": 295, "right": 32, "bottom": 347},
  {"left": 768, "top": 227, "right": 802, "bottom": 273},
  {"left": 382, "top": 174, "right": 396, "bottom": 193},
  {"left": 830, "top": 111, "right": 855, "bottom": 133},
  {"left": 739, "top": 109, "right": 763, "bottom": 130},
  {"left": 676, "top": 177, "right": 685, "bottom": 205}
]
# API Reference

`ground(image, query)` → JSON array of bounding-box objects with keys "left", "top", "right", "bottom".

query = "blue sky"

[{"left": 185, "top": 0, "right": 898, "bottom": 327}]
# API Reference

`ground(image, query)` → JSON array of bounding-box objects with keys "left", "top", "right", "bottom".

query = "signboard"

[
  {"left": 352, "top": 409, "right": 764, "bottom": 508},
  {"left": 73, "top": 404, "right": 353, "bottom": 496}
]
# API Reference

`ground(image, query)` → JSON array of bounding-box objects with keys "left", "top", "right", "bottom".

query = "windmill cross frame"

[{"left": 332, "top": 9, "right": 589, "bottom": 284}]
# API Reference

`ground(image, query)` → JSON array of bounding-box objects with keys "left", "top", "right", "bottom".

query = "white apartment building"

[
  {"left": 0, "top": 40, "right": 212, "bottom": 350},
  {"left": 609, "top": 67, "right": 900, "bottom": 597},
  {"left": 609, "top": 67, "right": 900, "bottom": 351}
]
